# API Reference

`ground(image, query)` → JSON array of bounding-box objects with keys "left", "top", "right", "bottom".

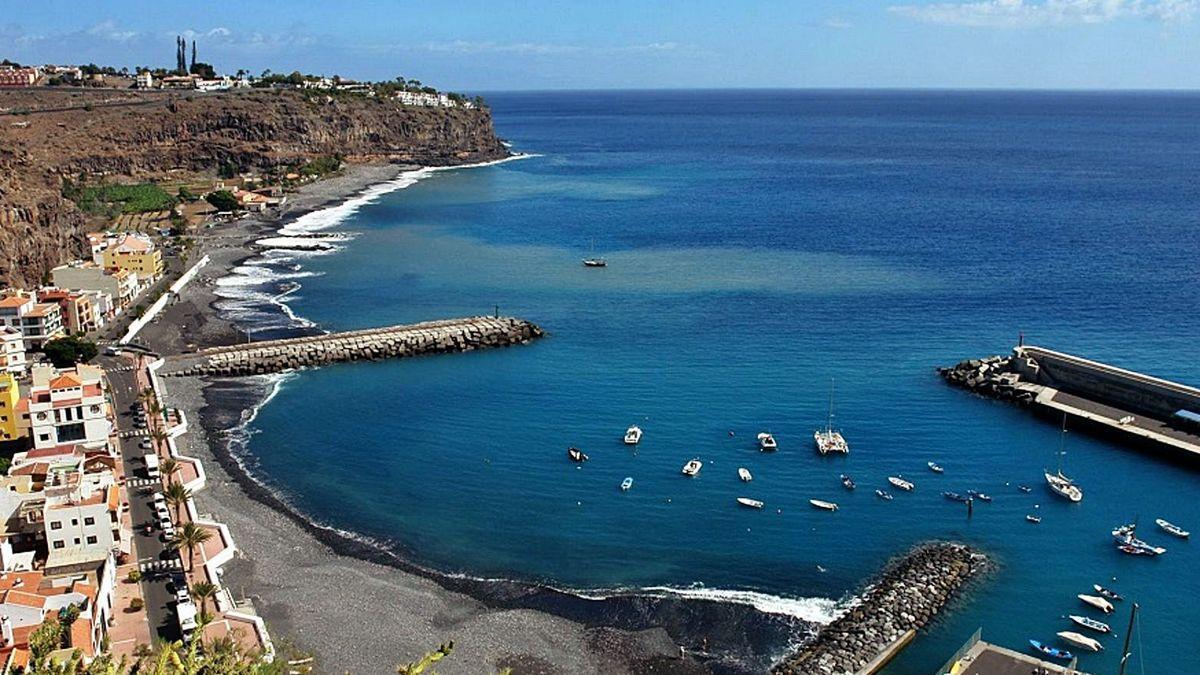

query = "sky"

[{"left": 2, "top": 0, "right": 1199, "bottom": 91}]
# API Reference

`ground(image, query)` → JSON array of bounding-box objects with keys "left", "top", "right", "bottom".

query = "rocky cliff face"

[{"left": 0, "top": 89, "right": 508, "bottom": 287}]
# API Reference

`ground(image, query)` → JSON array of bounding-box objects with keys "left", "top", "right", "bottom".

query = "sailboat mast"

[
  {"left": 1057, "top": 413, "right": 1067, "bottom": 475},
  {"left": 827, "top": 378, "right": 835, "bottom": 432},
  {"left": 1117, "top": 601, "right": 1139, "bottom": 675}
]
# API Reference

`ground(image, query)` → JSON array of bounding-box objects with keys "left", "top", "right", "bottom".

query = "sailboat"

[
  {"left": 1045, "top": 414, "right": 1083, "bottom": 503},
  {"left": 813, "top": 378, "right": 849, "bottom": 455},
  {"left": 582, "top": 239, "right": 607, "bottom": 267}
]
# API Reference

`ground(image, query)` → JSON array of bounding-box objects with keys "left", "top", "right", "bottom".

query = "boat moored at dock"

[
  {"left": 927, "top": 461, "right": 944, "bottom": 473},
  {"left": 1078, "top": 593, "right": 1114, "bottom": 613},
  {"left": 1156, "top": 518, "right": 1190, "bottom": 538},
  {"left": 888, "top": 476, "right": 914, "bottom": 491},
  {"left": 757, "top": 432, "right": 777, "bottom": 451},
  {"left": 623, "top": 425, "right": 642, "bottom": 445},
  {"left": 814, "top": 378, "right": 849, "bottom": 455},
  {"left": 810, "top": 499, "right": 839, "bottom": 511},
  {"left": 737, "top": 497, "right": 764, "bottom": 509},
  {"left": 1029, "top": 640, "right": 1073, "bottom": 661},
  {"left": 681, "top": 459, "right": 703, "bottom": 476},
  {"left": 620, "top": 477, "right": 633, "bottom": 491},
  {"left": 1057, "top": 631, "right": 1103, "bottom": 652},
  {"left": 567, "top": 447, "right": 589, "bottom": 462},
  {"left": 1069, "top": 614, "right": 1111, "bottom": 633},
  {"left": 738, "top": 467, "right": 752, "bottom": 482}
]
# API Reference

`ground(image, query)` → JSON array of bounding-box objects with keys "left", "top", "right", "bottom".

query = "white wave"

[{"left": 586, "top": 585, "right": 845, "bottom": 624}]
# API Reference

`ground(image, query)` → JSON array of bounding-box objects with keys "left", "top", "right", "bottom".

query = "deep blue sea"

[{"left": 216, "top": 90, "right": 1200, "bottom": 672}]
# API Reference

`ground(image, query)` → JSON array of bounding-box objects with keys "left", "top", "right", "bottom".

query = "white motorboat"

[
  {"left": 738, "top": 467, "right": 752, "bottom": 482},
  {"left": 620, "top": 477, "right": 633, "bottom": 491},
  {"left": 888, "top": 476, "right": 914, "bottom": 491},
  {"left": 927, "top": 461, "right": 944, "bottom": 473},
  {"left": 734, "top": 492, "right": 763, "bottom": 506},
  {"left": 757, "top": 432, "right": 778, "bottom": 451},
  {"left": 1078, "top": 594, "right": 1114, "bottom": 614},
  {"left": 1068, "top": 614, "right": 1111, "bottom": 634},
  {"left": 1093, "top": 584, "right": 1123, "bottom": 601},
  {"left": 809, "top": 499, "right": 839, "bottom": 511},
  {"left": 1026, "top": 514, "right": 1041, "bottom": 524},
  {"left": 624, "top": 426, "right": 643, "bottom": 445},
  {"left": 1155, "top": 518, "right": 1190, "bottom": 538},
  {"left": 1045, "top": 415, "right": 1083, "bottom": 502},
  {"left": 813, "top": 378, "right": 849, "bottom": 455},
  {"left": 681, "top": 459, "right": 703, "bottom": 476},
  {"left": 1057, "top": 631, "right": 1103, "bottom": 652}
]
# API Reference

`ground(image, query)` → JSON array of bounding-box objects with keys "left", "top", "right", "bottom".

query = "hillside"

[{"left": 0, "top": 88, "right": 508, "bottom": 287}]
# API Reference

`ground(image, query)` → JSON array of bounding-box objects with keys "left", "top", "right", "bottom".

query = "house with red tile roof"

[{"left": 28, "top": 365, "right": 110, "bottom": 451}]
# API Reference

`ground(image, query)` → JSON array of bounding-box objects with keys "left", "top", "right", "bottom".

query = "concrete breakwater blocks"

[
  {"left": 162, "top": 316, "right": 544, "bottom": 377},
  {"left": 772, "top": 542, "right": 985, "bottom": 675}
]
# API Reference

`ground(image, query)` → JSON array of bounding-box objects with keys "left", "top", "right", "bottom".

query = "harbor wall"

[
  {"left": 161, "top": 316, "right": 544, "bottom": 377},
  {"left": 771, "top": 542, "right": 985, "bottom": 675}
]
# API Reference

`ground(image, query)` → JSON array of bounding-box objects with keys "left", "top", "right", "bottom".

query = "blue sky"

[{"left": 2, "top": 0, "right": 1198, "bottom": 90}]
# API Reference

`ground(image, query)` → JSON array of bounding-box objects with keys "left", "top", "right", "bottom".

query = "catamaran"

[
  {"left": 1045, "top": 415, "right": 1083, "bottom": 502},
  {"left": 813, "top": 378, "right": 849, "bottom": 455},
  {"left": 738, "top": 467, "right": 753, "bottom": 482},
  {"left": 1057, "top": 631, "right": 1103, "bottom": 652},
  {"left": 1155, "top": 518, "right": 1190, "bottom": 538},
  {"left": 1068, "top": 614, "right": 1111, "bottom": 634},
  {"left": 757, "top": 432, "right": 778, "bottom": 451},
  {"left": 737, "top": 497, "right": 764, "bottom": 509},
  {"left": 810, "top": 499, "right": 839, "bottom": 511},
  {"left": 681, "top": 459, "right": 703, "bottom": 476},
  {"left": 624, "top": 425, "right": 643, "bottom": 445},
  {"left": 888, "top": 476, "right": 914, "bottom": 491}
]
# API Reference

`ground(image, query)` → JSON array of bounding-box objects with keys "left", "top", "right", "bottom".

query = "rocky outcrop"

[
  {"left": 772, "top": 542, "right": 986, "bottom": 675},
  {"left": 939, "top": 356, "right": 1038, "bottom": 404},
  {"left": 162, "top": 316, "right": 543, "bottom": 377},
  {"left": 0, "top": 88, "right": 508, "bottom": 287}
]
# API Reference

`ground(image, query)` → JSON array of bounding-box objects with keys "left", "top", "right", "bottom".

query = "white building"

[
  {"left": 27, "top": 365, "right": 110, "bottom": 451},
  {"left": 51, "top": 262, "right": 137, "bottom": 312},
  {"left": 135, "top": 70, "right": 154, "bottom": 89},
  {"left": 0, "top": 327, "right": 25, "bottom": 375},
  {"left": 43, "top": 473, "right": 120, "bottom": 560},
  {"left": 0, "top": 293, "right": 64, "bottom": 350}
]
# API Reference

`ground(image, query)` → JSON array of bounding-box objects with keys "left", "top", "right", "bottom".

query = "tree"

[
  {"left": 172, "top": 522, "right": 212, "bottom": 572},
  {"left": 189, "top": 581, "right": 218, "bottom": 616},
  {"left": 205, "top": 190, "right": 239, "bottom": 212},
  {"left": 160, "top": 456, "right": 179, "bottom": 480},
  {"left": 42, "top": 336, "right": 99, "bottom": 367},
  {"left": 191, "top": 39, "right": 197, "bottom": 71},
  {"left": 398, "top": 642, "right": 453, "bottom": 675},
  {"left": 164, "top": 481, "right": 191, "bottom": 521}
]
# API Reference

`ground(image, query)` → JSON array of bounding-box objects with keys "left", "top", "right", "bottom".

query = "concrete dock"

[
  {"left": 940, "top": 344, "right": 1200, "bottom": 459},
  {"left": 936, "top": 630, "right": 1089, "bottom": 675}
]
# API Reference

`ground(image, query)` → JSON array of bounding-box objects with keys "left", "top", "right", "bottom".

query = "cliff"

[{"left": 0, "top": 89, "right": 508, "bottom": 287}]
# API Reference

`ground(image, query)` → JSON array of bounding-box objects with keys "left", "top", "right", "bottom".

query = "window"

[
  {"left": 71, "top": 519, "right": 78, "bottom": 526},
  {"left": 86, "top": 535, "right": 97, "bottom": 545},
  {"left": 50, "top": 521, "right": 62, "bottom": 530},
  {"left": 52, "top": 541, "right": 64, "bottom": 549},
  {"left": 73, "top": 538, "right": 80, "bottom": 545},
  {"left": 84, "top": 517, "right": 95, "bottom": 526}
]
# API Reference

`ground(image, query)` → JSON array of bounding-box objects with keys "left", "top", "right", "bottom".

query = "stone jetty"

[
  {"left": 161, "top": 316, "right": 544, "bottom": 377},
  {"left": 938, "top": 355, "right": 1037, "bottom": 404},
  {"left": 772, "top": 542, "right": 985, "bottom": 675}
]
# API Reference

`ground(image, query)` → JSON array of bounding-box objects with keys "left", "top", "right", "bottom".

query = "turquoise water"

[{"left": 220, "top": 91, "right": 1200, "bottom": 671}]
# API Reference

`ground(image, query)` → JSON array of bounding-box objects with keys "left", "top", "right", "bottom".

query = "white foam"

[{"left": 585, "top": 585, "right": 845, "bottom": 624}]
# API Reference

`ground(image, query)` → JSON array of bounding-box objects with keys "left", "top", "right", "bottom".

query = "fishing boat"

[
  {"left": 1155, "top": 518, "right": 1190, "bottom": 538},
  {"left": 1026, "top": 514, "right": 1042, "bottom": 524},
  {"left": 1078, "top": 594, "right": 1114, "bottom": 614},
  {"left": 810, "top": 499, "right": 839, "bottom": 512},
  {"left": 888, "top": 476, "right": 914, "bottom": 491},
  {"left": 1018, "top": 484, "right": 1032, "bottom": 493},
  {"left": 927, "top": 461, "right": 944, "bottom": 473},
  {"left": 1028, "top": 640, "right": 1073, "bottom": 661},
  {"left": 681, "top": 459, "right": 703, "bottom": 476},
  {"left": 813, "top": 378, "right": 849, "bottom": 455},
  {"left": 875, "top": 489, "right": 893, "bottom": 501},
  {"left": 623, "top": 426, "right": 643, "bottom": 445},
  {"left": 757, "top": 432, "right": 778, "bottom": 451},
  {"left": 582, "top": 239, "right": 607, "bottom": 267},
  {"left": 567, "top": 447, "right": 589, "bottom": 462},
  {"left": 1093, "top": 584, "right": 1123, "bottom": 601},
  {"left": 620, "top": 477, "right": 633, "bottom": 491},
  {"left": 1068, "top": 614, "right": 1111, "bottom": 634},
  {"left": 737, "top": 497, "right": 764, "bottom": 509},
  {"left": 1057, "top": 631, "right": 1103, "bottom": 652},
  {"left": 1112, "top": 523, "right": 1167, "bottom": 555},
  {"left": 967, "top": 490, "right": 992, "bottom": 502},
  {"left": 738, "top": 467, "right": 753, "bottom": 482},
  {"left": 1045, "top": 415, "right": 1083, "bottom": 503},
  {"left": 840, "top": 474, "right": 856, "bottom": 490},
  {"left": 942, "top": 491, "right": 969, "bottom": 502}
]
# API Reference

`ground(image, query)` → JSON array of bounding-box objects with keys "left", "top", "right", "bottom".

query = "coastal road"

[{"left": 102, "top": 357, "right": 185, "bottom": 643}]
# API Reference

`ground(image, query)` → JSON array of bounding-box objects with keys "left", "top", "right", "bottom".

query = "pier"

[
  {"left": 940, "top": 344, "right": 1200, "bottom": 459},
  {"left": 160, "top": 316, "right": 544, "bottom": 377}
]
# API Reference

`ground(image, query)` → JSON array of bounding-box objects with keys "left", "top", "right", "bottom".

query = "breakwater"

[
  {"left": 772, "top": 542, "right": 985, "bottom": 675},
  {"left": 161, "top": 316, "right": 543, "bottom": 377}
]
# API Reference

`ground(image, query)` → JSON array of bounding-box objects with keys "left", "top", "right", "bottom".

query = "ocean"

[{"left": 213, "top": 90, "right": 1200, "bottom": 672}]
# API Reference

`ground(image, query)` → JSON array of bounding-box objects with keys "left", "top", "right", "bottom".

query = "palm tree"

[
  {"left": 189, "top": 580, "right": 218, "bottom": 617},
  {"left": 137, "top": 387, "right": 156, "bottom": 407},
  {"left": 172, "top": 522, "right": 212, "bottom": 572},
  {"left": 164, "top": 481, "right": 191, "bottom": 521},
  {"left": 159, "top": 456, "right": 179, "bottom": 480}
]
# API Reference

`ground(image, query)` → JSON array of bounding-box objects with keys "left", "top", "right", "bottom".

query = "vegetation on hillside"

[{"left": 62, "top": 180, "right": 177, "bottom": 216}]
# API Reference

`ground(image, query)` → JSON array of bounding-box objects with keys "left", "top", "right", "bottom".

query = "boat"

[
  {"left": 737, "top": 497, "right": 764, "bottom": 509},
  {"left": 1112, "top": 523, "right": 1167, "bottom": 555},
  {"left": 620, "top": 477, "right": 633, "bottom": 491},
  {"left": 1045, "top": 414, "right": 1084, "bottom": 502},
  {"left": 1068, "top": 614, "right": 1112, "bottom": 634},
  {"left": 681, "top": 459, "right": 703, "bottom": 476},
  {"left": 1018, "top": 484, "right": 1032, "bottom": 493},
  {"left": 738, "top": 467, "right": 752, "bottom": 482},
  {"left": 582, "top": 239, "right": 607, "bottom": 267},
  {"left": 888, "top": 476, "right": 914, "bottom": 491},
  {"left": 1057, "top": 631, "right": 1103, "bottom": 652},
  {"left": 810, "top": 499, "right": 839, "bottom": 511},
  {"left": 927, "top": 461, "right": 944, "bottom": 473},
  {"left": 967, "top": 490, "right": 992, "bottom": 502},
  {"left": 567, "top": 447, "right": 589, "bottom": 462},
  {"left": 1028, "top": 640, "right": 1073, "bottom": 661},
  {"left": 757, "top": 432, "right": 778, "bottom": 451},
  {"left": 1026, "top": 514, "right": 1042, "bottom": 524},
  {"left": 1155, "top": 518, "right": 1190, "bottom": 538},
  {"left": 623, "top": 426, "right": 643, "bottom": 445},
  {"left": 942, "top": 491, "right": 969, "bottom": 502},
  {"left": 1078, "top": 594, "right": 1114, "bottom": 614},
  {"left": 813, "top": 379, "right": 849, "bottom": 455},
  {"left": 840, "top": 474, "right": 856, "bottom": 490},
  {"left": 875, "top": 489, "right": 894, "bottom": 501},
  {"left": 1093, "top": 584, "right": 1123, "bottom": 601},
  {"left": 1118, "top": 543, "right": 1157, "bottom": 556}
]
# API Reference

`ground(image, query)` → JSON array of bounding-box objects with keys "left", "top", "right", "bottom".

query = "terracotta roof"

[
  {"left": 24, "top": 445, "right": 82, "bottom": 459},
  {"left": 69, "top": 619, "right": 94, "bottom": 656},
  {"left": 112, "top": 235, "right": 152, "bottom": 252},
  {"left": 3, "top": 590, "right": 47, "bottom": 608},
  {"left": 48, "top": 374, "right": 81, "bottom": 389},
  {"left": 24, "top": 304, "right": 58, "bottom": 318},
  {"left": 10, "top": 462, "right": 49, "bottom": 476},
  {"left": 0, "top": 296, "right": 30, "bottom": 309}
]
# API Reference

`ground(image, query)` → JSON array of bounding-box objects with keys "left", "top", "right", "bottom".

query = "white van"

[{"left": 144, "top": 454, "right": 160, "bottom": 479}]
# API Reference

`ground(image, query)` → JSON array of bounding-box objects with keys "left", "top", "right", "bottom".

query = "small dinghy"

[
  {"left": 620, "top": 477, "right": 633, "bottom": 491},
  {"left": 1093, "top": 584, "right": 1123, "bottom": 601},
  {"left": 942, "top": 491, "right": 969, "bottom": 502},
  {"left": 1078, "top": 594, "right": 1114, "bottom": 613},
  {"left": 738, "top": 467, "right": 752, "bottom": 482},
  {"left": 840, "top": 474, "right": 856, "bottom": 490},
  {"left": 1026, "top": 514, "right": 1042, "bottom": 524},
  {"left": 810, "top": 499, "right": 839, "bottom": 512},
  {"left": 875, "top": 489, "right": 894, "bottom": 501},
  {"left": 1057, "top": 631, "right": 1103, "bottom": 652},
  {"left": 967, "top": 490, "right": 992, "bottom": 502},
  {"left": 1069, "top": 614, "right": 1112, "bottom": 634},
  {"left": 623, "top": 426, "right": 643, "bottom": 445},
  {"left": 681, "top": 459, "right": 703, "bottom": 476},
  {"left": 1118, "top": 543, "right": 1157, "bottom": 556},
  {"left": 737, "top": 497, "right": 764, "bottom": 509},
  {"left": 757, "top": 432, "right": 777, "bottom": 451},
  {"left": 888, "top": 476, "right": 914, "bottom": 491},
  {"left": 567, "top": 447, "right": 589, "bottom": 462},
  {"left": 927, "top": 461, "right": 944, "bottom": 473},
  {"left": 1156, "top": 518, "right": 1190, "bottom": 538},
  {"left": 1018, "top": 484, "right": 1032, "bottom": 493},
  {"left": 1029, "top": 640, "right": 1073, "bottom": 661}
]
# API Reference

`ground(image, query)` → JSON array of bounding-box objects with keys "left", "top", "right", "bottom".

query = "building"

[
  {"left": 43, "top": 473, "right": 121, "bottom": 564},
  {"left": 0, "top": 67, "right": 38, "bottom": 88},
  {"left": 27, "top": 365, "right": 110, "bottom": 451},
  {"left": 230, "top": 188, "right": 278, "bottom": 212},
  {"left": 0, "top": 293, "right": 64, "bottom": 350},
  {"left": 0, "top": 373, "right": 19, "bottom": 442},
  {"left": 0, "top": 328, "right": 25, "bottom": 376},
  {"left": 51, "top": 262, "right": 137, "bottom": 311},
  {"left": 35, "top": 289, "right": 97, "bottom": 335},
  {"left": 0, "top": 561, "right": 116, "bottom": 669},
  {"left": 135, "top": 70, "right": 154, "bottom": 89},
  {"left": 159, "top": 74, "right": 197, "bottom": 89},
  {"left": 101, "top": 233, "right": 163, "bottom": 282}
]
